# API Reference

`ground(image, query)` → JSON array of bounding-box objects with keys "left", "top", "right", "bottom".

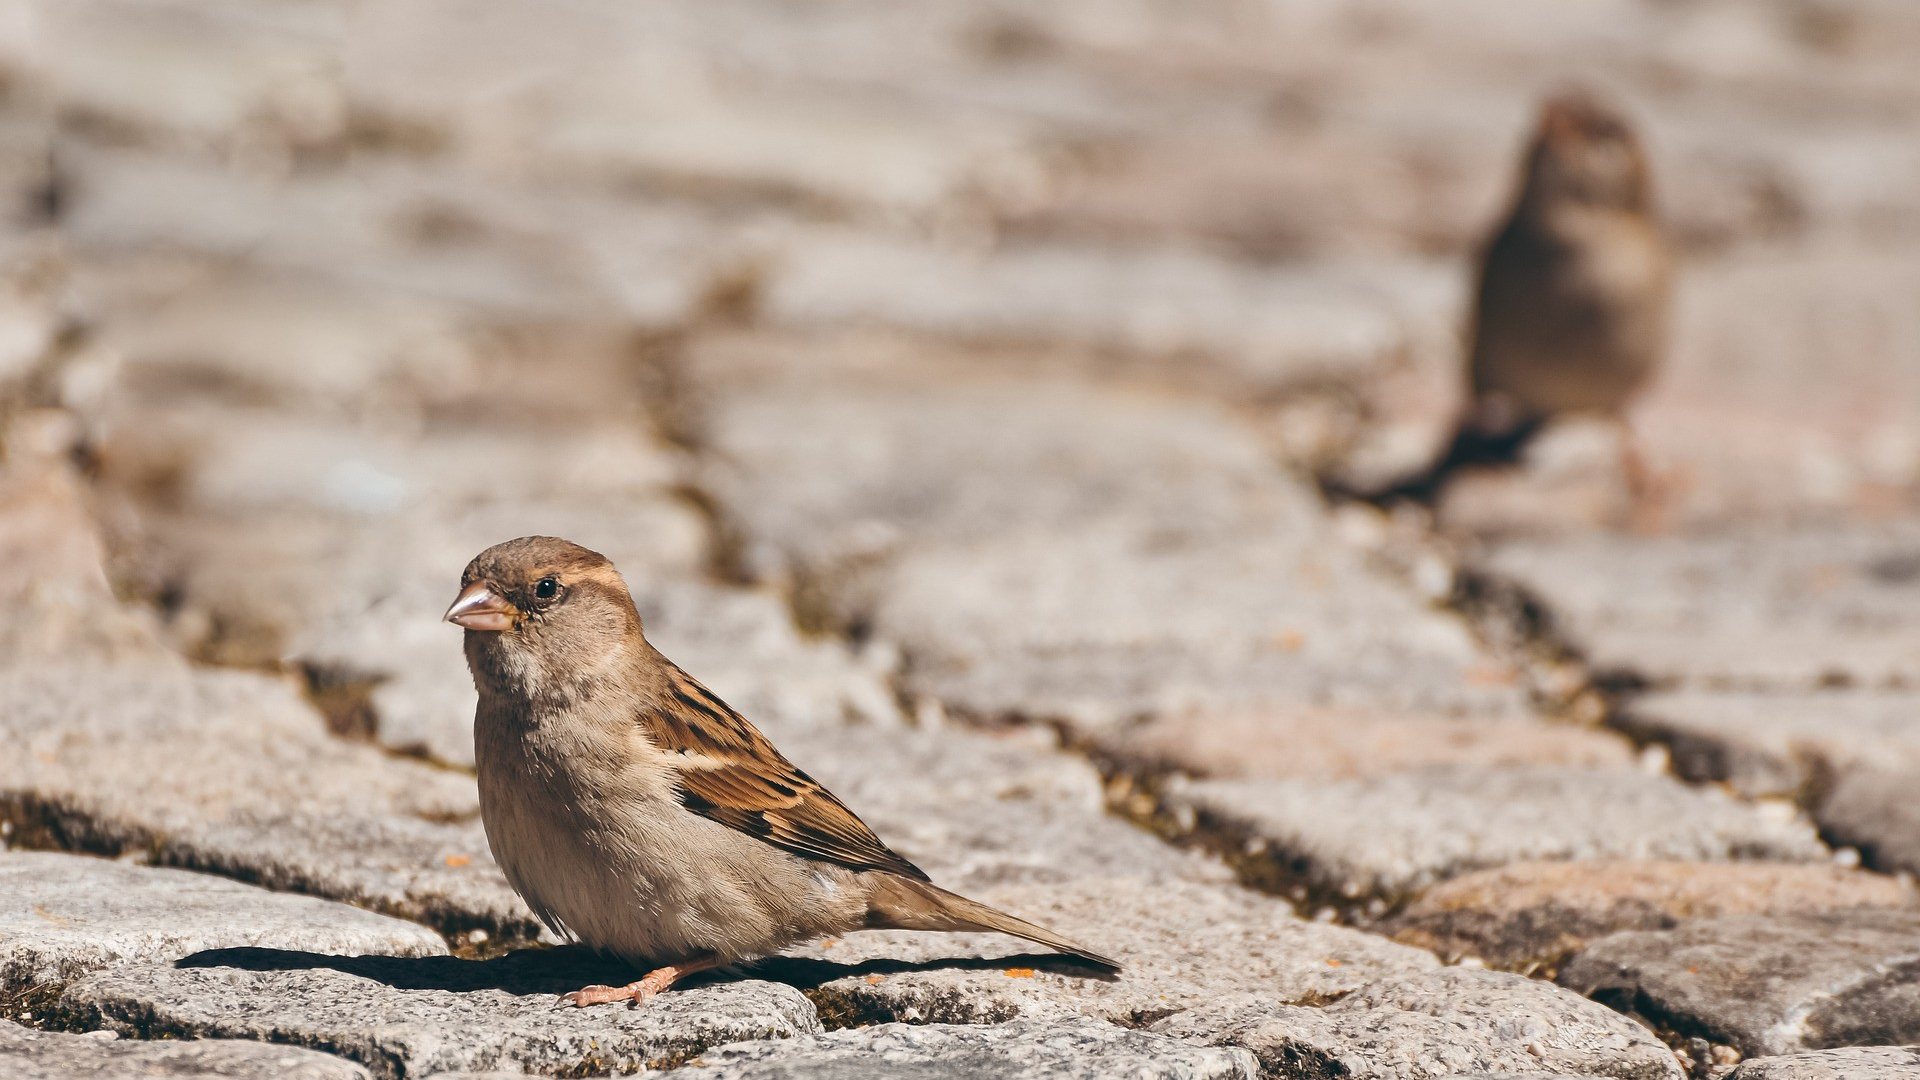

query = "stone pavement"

[{"left": 3, "top": 1, "right": 1919, "bottom": 1078}]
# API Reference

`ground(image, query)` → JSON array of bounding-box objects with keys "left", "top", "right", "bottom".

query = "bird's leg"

[{"left": 562, "top": 956, "right": 722, "bottom": 1008}]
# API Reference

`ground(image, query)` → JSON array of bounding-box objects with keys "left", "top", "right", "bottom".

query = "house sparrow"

[
  {"left": 447, "top": 535, "right": 1116, "bottom": 1006},
  {"left": 1375, "top": 91, "right": 1672, "bottom": 511}
]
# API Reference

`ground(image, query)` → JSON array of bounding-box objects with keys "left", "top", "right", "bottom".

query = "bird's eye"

[{"left": 535, "top": 576, "right": 560, "bottom": 600}]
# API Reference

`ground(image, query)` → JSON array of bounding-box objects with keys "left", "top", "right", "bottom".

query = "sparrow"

[
  {"left": 1372, "top": 91, "right": 1672, "bottom": 511},
  {"left": 446, "top": 535, "right": 1116, "bottom": 1007}
]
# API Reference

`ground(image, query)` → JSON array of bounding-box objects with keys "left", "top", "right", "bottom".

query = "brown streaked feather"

[{"left": 640, "top": 655, "right": 929, "bottom": 882}]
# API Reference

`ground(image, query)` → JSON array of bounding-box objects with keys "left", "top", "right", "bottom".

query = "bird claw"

[
  {"left": 561, "top": 983, "right": 650, "bottom": 1008},
  {"left": 560, "top": 964, "right": 692, "bottom": 1008}
]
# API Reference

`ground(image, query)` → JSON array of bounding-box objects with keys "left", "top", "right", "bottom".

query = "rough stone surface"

[
  {"left": 1102, "top": 705, "right": 1630, "bottom": 781},
  {"left": 1165, "top": 767, "right": 1828, "bottom": 904},
  {"left": 0, "top": 1019, "right": 371, "bottom": 1080},
  {"left": 764, "top": 721, "right": 1207, "bottom": 890},
  {"left": 764, "top": 231, "right": 1446, "bottom": 389},
  {"left": 0, "top": 851, "right": 446, "bottom": 997},
  {"left": 657, "top": 1018, "right": 1260, "bottom": 1080},
  {"left": 1385, "top": 860, "right": 1915, "bottom": 973},
  {"left": 745, "top": 722, "right": 1446, "bottom": 1026},
  {"left": 1560, "top": 908, "right": 1920, "bottom": 1057},
  {"left": 95, "top": 324, "right": 902, "bottom": 765},
  {"left": 64, "top": 950, "right": 819, "bottom": 1080},
  {"left": 0, "top": 425, "right": 166, "bottom": 668},
  {"left": 695, "top": 333, "right": 1524, "bottom": 733},
  {"left": 763, "top": 877, "right": 1438, "bottom": 1027},
  {"left": 0, "top": 661, "right": 537, "bottom": 941},
  {"left": 1726, "top": 1047, "right": 1920, "bottom": 1079},
  {"left": 1617, "top": 691, "right": 1920, "bottom": 799},
  {"left": 1820, "top": 766, "right": 1920, "bottom": 876},
  {"left": 1477, "top": 524, "right": 1920, "bottom": 691},
  {"left": 1156, "top": 968, "right": 1682, "bottom": 1080}
]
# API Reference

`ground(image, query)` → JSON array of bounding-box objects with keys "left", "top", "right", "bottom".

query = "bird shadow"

[{"left": 175, "top": 943, "right": 1117, "bottom": 998}]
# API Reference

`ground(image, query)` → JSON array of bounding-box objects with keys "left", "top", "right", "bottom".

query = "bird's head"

[
  {"left": 1522, "top": 91, "right": 1652, "bottom": 215},
  {"left": 447, "top": 535, "right": 641, "bottom": 701}
]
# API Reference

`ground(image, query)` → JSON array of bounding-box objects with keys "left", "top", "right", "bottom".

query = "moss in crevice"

[{"left": 0, "top": 980, "right": 69, "bottom": 1029}]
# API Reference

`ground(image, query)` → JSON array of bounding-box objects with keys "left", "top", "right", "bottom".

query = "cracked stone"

[
  {"left": 1559, "top": 908, "right": 1920, "bottom": 1058},
  {"left": 0, "top": 1019, "right": 371, "bottom": 1080},
  {"left": 1156, "top": 967, "right": 1682, "bottom": 1080},
  {"left": 653, "top": 1017, "right": 1259, "bottom": 1080},
  {"left": 1163, "top": 766, "right": 1827, "bottom": 905},
  {"left": 0, "top": 850, "right": 445, "bottom": 999},
  {"left": 63, "top": 949, "right": 818, "bottom": 1080},
  {"left": 1383, "top": 860, "right": 1914, "bottom": 974}
]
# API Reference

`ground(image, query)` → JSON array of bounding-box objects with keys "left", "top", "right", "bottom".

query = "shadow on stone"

[
  {"left": 176, "top": 942, "right": 1117, "bottom": 997},
  {"left": 744, "top": 950, "right": 1121, "bottom": 989}
]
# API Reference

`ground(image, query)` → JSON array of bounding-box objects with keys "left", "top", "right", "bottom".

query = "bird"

[
  {"left": 445, "top": 535, "right": 1116, "bottom": 1007},
  {"left": 1370, "top": 91, "right": 1672, "bottom": 515}
]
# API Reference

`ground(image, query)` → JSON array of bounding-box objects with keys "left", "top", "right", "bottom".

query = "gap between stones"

[{"left": 0, "top": 790, "right": 542, "bottom": 955}]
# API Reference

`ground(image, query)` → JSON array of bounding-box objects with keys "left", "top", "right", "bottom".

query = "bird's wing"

[{"left": 638, "top": 658, "right": 930, "bottom": 881}]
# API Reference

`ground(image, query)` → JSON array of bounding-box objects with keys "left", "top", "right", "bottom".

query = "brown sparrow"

[
  {"left": 446, "top": 536, "right": 1116, "bottom": 1007},
  {"left": 1377, "top": 91, "right": 1672, "bottom": 509}
]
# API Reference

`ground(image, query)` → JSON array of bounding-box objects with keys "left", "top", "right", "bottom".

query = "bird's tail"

[
  {"left": 1351, "top": 409, "right": 1549, "bottom": 507},
  {"left": 865, "top": 875, "right": 1119, "bottom": 969}
]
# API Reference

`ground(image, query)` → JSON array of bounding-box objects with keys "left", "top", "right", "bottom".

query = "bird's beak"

[{"left": 445, "top": 583, "right": 518, "bottom": 632}]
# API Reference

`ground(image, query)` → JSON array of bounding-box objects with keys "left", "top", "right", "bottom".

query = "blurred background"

[
  {"left": 3, "top": 2, "right": 1920, "bottom": 1068},
  {"left": 1, "top": 0, "right": 1917, "bottom": 781}
]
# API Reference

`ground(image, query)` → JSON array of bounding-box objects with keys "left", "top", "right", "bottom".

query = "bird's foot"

[
  {"left": 561, "top": 959, "right": 715, "bottom": 1008},
  {"left": 1618, "top": 421, "right": 1681, "bottom": 536}
]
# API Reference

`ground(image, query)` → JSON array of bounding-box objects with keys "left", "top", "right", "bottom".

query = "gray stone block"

[
  {"left": 1099, "top": 704, "right": 1631, "bottom": 782},
  {"left": 1559, "top": 908, "right": 1920, "bottom": 1057},
  {"left": 1477, "top": 524, "right": 1920, "bottom": 691},
  {"left": 1164, "top": 766, "right": 1827, "bottom": 905},
  {"left": 656, "top": 1017, "right": 1259, "bottom": 1080},
  {"left": 1818, "top": 766, "right": 1920, "bottom": 877},
  {"left": 1726, "top": 1047, "right": 1920, "bottom": 1079},
  {"left": 1156, "top": 967, "right": 1682, "bottom": 1080},
  {"left": 0, "top": 662, "right": 539, "bottom": 941},
  {"left": 1617, "top": 691, "right": 1920, "bottom": 799},
  {"left": 1383, "top": 860, "right": 1914, "bottom": 974},
  {"left": 0, "top": 1019, "right": 371, "bottom": 1080},
  {"left": 63, "top": 950, "right": 819, "bottom": 1080},
  {"left": 0, "top": 851, "right": 445, "bottom": 997}
]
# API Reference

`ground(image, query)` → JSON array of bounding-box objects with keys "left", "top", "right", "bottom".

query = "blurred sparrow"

[
  {"left": 447, "top": 535, "right": 1115, "bottom": 1007},
  {"left": 1379, "top": 91, "right": 1672, "bottom": 515}
]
